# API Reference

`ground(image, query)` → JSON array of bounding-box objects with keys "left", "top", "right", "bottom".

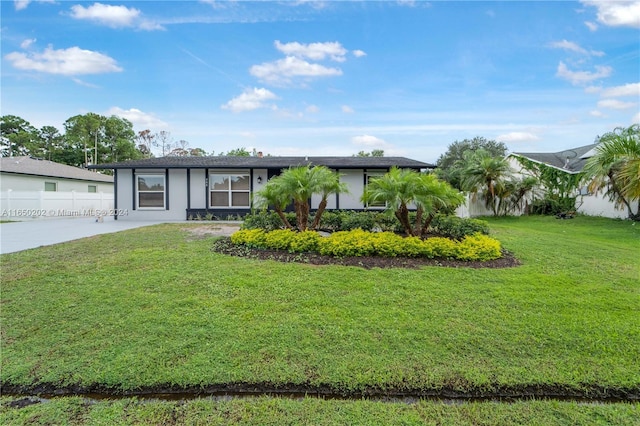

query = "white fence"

[{"left": 0, "top": 190, "right": 114, "bottom": 220}]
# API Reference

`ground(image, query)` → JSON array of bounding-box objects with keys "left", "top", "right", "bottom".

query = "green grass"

[
  {"left": 1, "top": 396, "right": 638, "bottom": 425},
  {"left": 1, "top": 216, "right": 639, "bottom": 423}
]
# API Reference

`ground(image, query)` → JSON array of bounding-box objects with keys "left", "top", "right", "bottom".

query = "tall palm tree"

[
  {"left": 583, "top": 124, "right": 640, "bottom": 220},
  {"left": 460, "top": 149, "right": 513, "bottom": 216}
]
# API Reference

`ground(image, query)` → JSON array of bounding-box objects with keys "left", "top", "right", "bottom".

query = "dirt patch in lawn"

[
  {"left": 183, "top": 224, "right": 241, "bottom": 239},
  {"left": 210, "top": 237, "right": 520, "bottom": 269}
]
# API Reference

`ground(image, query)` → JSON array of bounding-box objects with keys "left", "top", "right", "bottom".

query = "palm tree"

[
  {"left": 583, "top": 124, "right": 640, "bottom": 220},
  {"left": 413, "top": 173, "right": 465, "bottom": 236},
  {"left": 363, "top": 167, "right": 463, "bottom": 237},
  {"left": 253, "top": 178, "right": 293, "bottom": 229},
  {"left": 310, "top": 166, "right": 348, "bottom": 230},
  {"left": 259, "top": 165, "right": 346, "bottom": 231},
  {"left": 460, "top": 149, "right": 513, "bottom": 216}
]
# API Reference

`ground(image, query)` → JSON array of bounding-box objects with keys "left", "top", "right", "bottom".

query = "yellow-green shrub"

[
  {"left": 264, "top": 229, "right": 297, "bottom": 250},
  {"left": 422, "top": 237, "right": 458, "bottom": 259},
  {"left": 230, "top": 229, "right": 267, "bottom": 248},
  {"left": 290, "top": 231, "right": 321, "bottom": 253},
  {"left": 231, "top": 228, "right": 502, "bottom": 262},
  {"left": 455, "top": 233, "right": 502, "bottom": 261}
]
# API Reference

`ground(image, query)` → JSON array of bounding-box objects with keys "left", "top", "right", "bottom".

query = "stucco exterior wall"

[
  {"left": 116, "top": 169, "right": 187, "bottom": 221},
  {"left": 338, "top": 169, "right": 364, "bottom": 209}
]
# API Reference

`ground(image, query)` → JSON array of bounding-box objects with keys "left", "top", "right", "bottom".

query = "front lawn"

[{"left": 1, "top": 215, "right": 639, "bottom": 423}]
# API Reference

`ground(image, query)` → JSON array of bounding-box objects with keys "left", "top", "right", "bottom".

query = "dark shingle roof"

[
  {"left": 1, "top": 156, "right": 114, "bottom": 183},
  {"left": 511, "top": 143, "right": 598, "bottom": 173},
  {"left": 89, "top": 156, "right": 434, "bottom": 170}
]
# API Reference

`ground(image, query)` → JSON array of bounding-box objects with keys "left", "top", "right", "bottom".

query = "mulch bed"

[{"left": 211, "top": 237, "right": 520, "bottom": 269}]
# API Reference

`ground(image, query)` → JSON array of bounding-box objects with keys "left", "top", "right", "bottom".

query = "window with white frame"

[
  {"left": 209, "top": 173, "right": 250, "bottom": 207},
  {"left": 137, "top": 174, "right": 165, "bottom": 209},
  {"left": 365, "top": 171, "right": 386, "bottom": 208}
]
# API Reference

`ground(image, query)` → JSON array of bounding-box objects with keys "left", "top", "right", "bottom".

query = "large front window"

[
  {"left": 137, "top": 174, "right": 165, "bottom": 209},
  {"left": 209, "top": 174, "right": 250, "bottom": 207}
]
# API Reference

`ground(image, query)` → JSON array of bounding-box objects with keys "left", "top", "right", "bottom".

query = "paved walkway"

[{"left": 0, "top": 218, "right": 161, "bottom": 255}]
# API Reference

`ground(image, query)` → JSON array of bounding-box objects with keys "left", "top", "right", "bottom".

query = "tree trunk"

[
  {"left": 395, "top": 204, "right": 413, "bottom": 237},
  {"left": 420, "top": 213, "right": 435, "bottom": 238},
  {"left": 413, "top": 206, "right": 423, "bottom": 237},
  {"left": 311, "top": 198, "right": 327, "bottom": 230},
  {"left": 275, "top": 207, "right": 292, "bottom": 229}
]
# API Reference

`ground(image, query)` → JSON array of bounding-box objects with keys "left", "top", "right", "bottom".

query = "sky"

[{"left": 1, "top": 0, "right": 639, "bottom": 164}]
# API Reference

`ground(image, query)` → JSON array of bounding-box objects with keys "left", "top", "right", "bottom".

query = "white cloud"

[
  {"left": 590, "top": 110, "right": 605, "bottom": 117},
  {"left": 600, "top": 82, "right": 640, "bottom": 98},
  {"left": 584, "top": 85, "right": 602, "bottom": 94},
  {"left": 342, "top": 105, "right": 354, "bottom": 114},
  {"left": 222, "top": 87, "right": 278, "bottom": 113},
  {"left": 548, "top": 39, "right": 604, "bottom": 57},
  {"left": 581, "top": 0, "right": 640, "bottom": 29},
  {"left": 305, "top": 105, "right": 320, "bottom": 113},
  {"left": 351, "top": 134, "right": 388, "bottom": 147},
  {"left": 274, "top": 40, "right": 348, "bottom": 62},
  {"left": 632, "top": 111, "right": 640, "bottom": 123},
  {"left": 584, "top": 21, "right": 598, "bottom": 31},
  {"left": 14, "top": 0, "right": 54, "bottom": 10},
  {"left": 107, "top": 107, "right": 169, "bottom": 129},
  {"left": 14, "top": 0, "right": 30, "bottom": 10},
  {"left": 70, "top": 3, "right": 164, "bottom": 31},
  {"left": 352, "top": 49, "right": 367, "bottom": 58},
  {"left": 20, "top": 38, "right": 36, "bottom": 49},
  {"left": 556, "top": 61, "right": 612, "bottom": 85},
  {"left": 597, "top": 99, "right": 637, "bottom": 110},
  {"left": 5, "top": 45, "right": 122, "bottom": 75},
  {"left": 250, "top": 56, "right": 342, "bottom": 86},
  {"left": 496, "top": 132, "right": 540, "bottom": 143}
]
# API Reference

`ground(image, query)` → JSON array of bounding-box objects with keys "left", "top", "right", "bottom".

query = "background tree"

[
  {"left": 154, "top": 130, "right": 175, "bottom": 156},
  {"left": 583, "top": 124, "right": 640, "bottom": 220},
  {"left": 436, "top": 137, "right": 508, "bottom": 190},
  {"left": 39, "top": 125, "right": 63, "bottom": 161},
  {"left": 136, "top": 130, "right": 155, "bottom": 158},
  {"left": 103, "top": 115, "right": 140, "bottom": 163},
  {"left": 220, "top": 147, "right": 252, "bottom": 156},
  {"left": 459, "top": 149, "right": 513, "bottom": 216},
  {"left": 64, "top": 113, "right": 104, "bottom": 167},
  {"left": 0, "top": 115, "right": 39, "bottom": 157}
]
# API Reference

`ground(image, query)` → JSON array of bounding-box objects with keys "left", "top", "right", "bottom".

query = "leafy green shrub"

[
  {"left": 318, "top": 229, "right": 377, "bottom": 257},
  {"left": 430, "top": 215, "right": 490, "bottom": 240},
  {"left": 242, "top": 211, "right": 297, "bottom": 231},
  {"left": 455, "top": 233, "right": 502, "bottom": 261},
  {"left": 316, "top": 211, "right": 342, "bottom": 231},
  {"left": 340, "top": 211, "right": 377, "bottom": 231},
  {"left": 530, "top": 196, "right": 576, "bottom": 216}
]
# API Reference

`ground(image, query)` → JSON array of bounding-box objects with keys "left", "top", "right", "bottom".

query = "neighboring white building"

[
  {"left": 1, "top": 156, "right": 114, "bottom": 219},
  {"left": 508, "top": 144, "right": 638, "bottom": 219}
]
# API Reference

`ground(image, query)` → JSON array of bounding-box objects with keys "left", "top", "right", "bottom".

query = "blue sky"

[{"left": 2, "top": 0, "right": 639, "bottom": 163}]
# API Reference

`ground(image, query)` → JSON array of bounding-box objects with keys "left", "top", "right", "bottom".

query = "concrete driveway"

[{"left": 0, "top": 217, "right": 161, "bottom": 255}]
